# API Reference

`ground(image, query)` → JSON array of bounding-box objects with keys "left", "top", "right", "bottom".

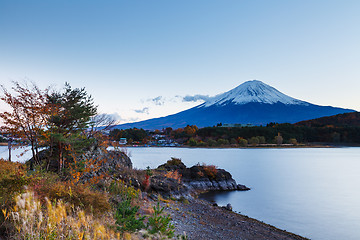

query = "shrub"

[
  {"left": 111, "top": 180, "right": 144, "bottom": 232},
  {"left": 166, "top": 157, "right": 183, "bottom": 166},
  {"left": 109, "top": 180, "right": 140, "bottom": 203},
  {"left": 202, "top": 164, "right": 218, "bottom": 180},
  {"left": 164, "top": 170, "right": 182, "bottom": 184},
  {"left": 187, "top": 138, "right": 197, "bottom": 146},
  {"left": 206, "top": 139, "right": 217, "bottom": 147},
  {"left": 238, "top": 138, "right": 248, "bottom": 147},
  {"left": 249, "top": 136, "right": 259, "bottom": 146},
  {"left": 289, "top": 138, "right": 298, "bottom": 145},
  {"left": 0, "top": 159, "right": 27, "bottom": 179},
  {"left": 217, "top": 138, "right": 229, "bottom": 146},
  {"left": 147, "top": 202, "right": 174, "bottom": 238},
  {"left": 35, "top": 180, "right": 111, "bottom": 215},
  {"left": 145, "top": 166, "right": 153, "bottom": 176},
  {"left": 114, "top": 198, "right": 145, "bottom": 232},
  {"left": 0, "top": 160, "right": 29, "bottom": 211},
  {"left": 258, "top": 136, "right": 266, "bottom": 144},
  {"left": 142, "top": 174, "right": 151, "bottom": 191},
  {"left": 196, "top": 141, "right": 207, "bottom": 147},
  {"left": 0, "top": 173, "right": 29, "bottom": 208}
]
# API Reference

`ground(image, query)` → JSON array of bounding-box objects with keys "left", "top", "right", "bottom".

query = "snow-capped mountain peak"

[
  {"left": 114, "top": 79, "right": 354, "bottom": 129},
  {"left": 201, "top": 80, "right": 308, "bottom": 107}
]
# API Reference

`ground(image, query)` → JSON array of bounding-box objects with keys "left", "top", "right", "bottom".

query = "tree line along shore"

[{"left": 109, "top": 111, "right": 360, "bottom": 148}]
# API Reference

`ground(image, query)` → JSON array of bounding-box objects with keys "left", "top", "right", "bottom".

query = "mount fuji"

[{"left": 115, "top": 80, "right": 355, "bottom": 130}]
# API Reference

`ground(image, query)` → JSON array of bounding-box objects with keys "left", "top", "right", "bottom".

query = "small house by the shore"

[{"left": 119, "top": 138, "right": 127, "bottom": 145}]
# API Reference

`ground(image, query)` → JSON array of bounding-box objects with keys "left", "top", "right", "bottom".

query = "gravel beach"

[{"left": 162, "top": 198, "right": 309, "bottom": 240}]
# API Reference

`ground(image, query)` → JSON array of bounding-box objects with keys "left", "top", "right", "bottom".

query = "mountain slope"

[
  {"left": 296, "top": 112, "right": 360, "bottom": 127},
  {"left": 115, "top": 80, "right": 355, "bottom": 130}
]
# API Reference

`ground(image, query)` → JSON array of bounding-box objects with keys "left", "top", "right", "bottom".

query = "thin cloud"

[
  {"left": 182, "top": 94, "right": 210, "bottom": 102},
  {"left": 134, "top": 107, "right": 149, "bottom": 114},
  {"left": 147, "top": 96, "right": 164, "bottom": 105},
  {"left": 101, "top": 112, "right": 139, "bottom": 123},
  {"left": 104, "top": 112, "right": 123, "bottom": 121}
]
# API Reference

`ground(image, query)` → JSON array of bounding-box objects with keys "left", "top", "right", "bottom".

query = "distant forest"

[{"left": 109, "top": 112, "right": 360, "bottom": 146}]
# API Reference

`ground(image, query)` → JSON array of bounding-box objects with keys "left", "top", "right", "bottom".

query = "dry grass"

[
  {"left": 1, "top": 159, "right": 184, "bottom": 240},
  {"left": 8, "top": 190, "right": 120, "bottom": 240},
  {"left": 28, "top": 172, "right": 111, "bottom": 216}
]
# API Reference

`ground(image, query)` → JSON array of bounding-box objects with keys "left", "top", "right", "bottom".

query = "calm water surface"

[
  {"left": 2, "top": 146, "right": 359, "bottom": 239},
  {"left": 127, "top": 147, "right": 360, "bottom": 240}
]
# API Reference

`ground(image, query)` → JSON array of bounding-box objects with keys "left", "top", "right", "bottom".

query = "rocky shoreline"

[
  {"left": 141, "top": 158, "right": 308, "bottom": 239},
  {"left": 75, "top": 151, "right": 308, "bottom": 239},
  {"left": 160, "top": 197, "right": 309, "bottom": 240},
  {"left": 149, "top": 158, "right": 250, "bottom": 199}
]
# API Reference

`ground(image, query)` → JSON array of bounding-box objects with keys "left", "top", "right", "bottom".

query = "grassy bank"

[{"left": 0, "top": 159, "right": 181, "bottom": 240}]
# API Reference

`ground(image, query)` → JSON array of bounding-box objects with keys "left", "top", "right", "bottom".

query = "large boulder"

[
  {"left": 79, "top": 147, "right": 132, "bottom": 182},
  {"left": 81, "top": 147, "right": 132, "bottom": 170},
  {"left": 27, "top": 146, "right": 132, "bottom": 172},
  {"left": 182, "top": 165, "right": 249, "bottom": 191},
  {"left": 151, "top": 159, "right": 249, "bottom": 198}
]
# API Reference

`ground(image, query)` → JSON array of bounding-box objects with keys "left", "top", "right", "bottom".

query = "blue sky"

[{"left": 1, "top": 1, "right": 359, "bottom": 123}]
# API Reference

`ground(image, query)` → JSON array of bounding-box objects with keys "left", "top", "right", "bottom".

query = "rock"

[
  {"left": 149, "top": 175, "right": 190, "bottom": 199},
  {"left": 149, "top": 194, "right": 159, "bottom": 201},
  {"left": 78, "top": 148, "right": 133, "bottom": 183},
  {"left": 237, "top": 184, "right": 251, "bottom": 191},
  {"left": 226, "top": 203, "right": 232, "bottom": 211},
  {"left": 182, "top": 166, "right": 249, "bottom": 192},
  {"left": 150, "top": 159, "right": 250, "bottom": 199},
  {"left": 27, "top": 146, "right": 132, "bottom": 173},
  {"left": 221, "top": 205, "right": 232, "bottom": 211},
  {"left": 81, "top": 147, "right": 132, "bottom": 169}
]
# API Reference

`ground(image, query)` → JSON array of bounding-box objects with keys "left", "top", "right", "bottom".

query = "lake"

[
  {"left": 2, "top": 146, "right": 359, "bottom": 239},
  {"left": 127, "top": 147, "right": 360, "bottom": 240},
  {"left": 0, "top": 145, "right": 34, "bottom": 162}
]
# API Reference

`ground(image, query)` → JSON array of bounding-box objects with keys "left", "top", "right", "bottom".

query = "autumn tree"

[
  {"left": 184, "top": 125, "right": 198, "bottom": 136},
  {"left": 164, "top": 127, "right": 173, "bottom": 135},
  {"left": 46, "top": 83, "right": 97, "bottom": 172},
  {"left": 0, "top": 81, "right": 50, "bottom": 164}
]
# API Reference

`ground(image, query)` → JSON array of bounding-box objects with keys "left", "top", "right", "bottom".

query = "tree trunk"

[
  {"left": 35, "top": 139, "right": 39, "bottom": 163},
  {"left": 7, "top": 138, "right": 12, "bottom": 162},
  {"left": 58, "top": 142, "right": 63, "bottom": 173},
  {"left": 8, "top": 147, "right": 11, "bottom": 162},
  {"left": 30, "top": 141, "right": 37, "bottom": 170}
]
